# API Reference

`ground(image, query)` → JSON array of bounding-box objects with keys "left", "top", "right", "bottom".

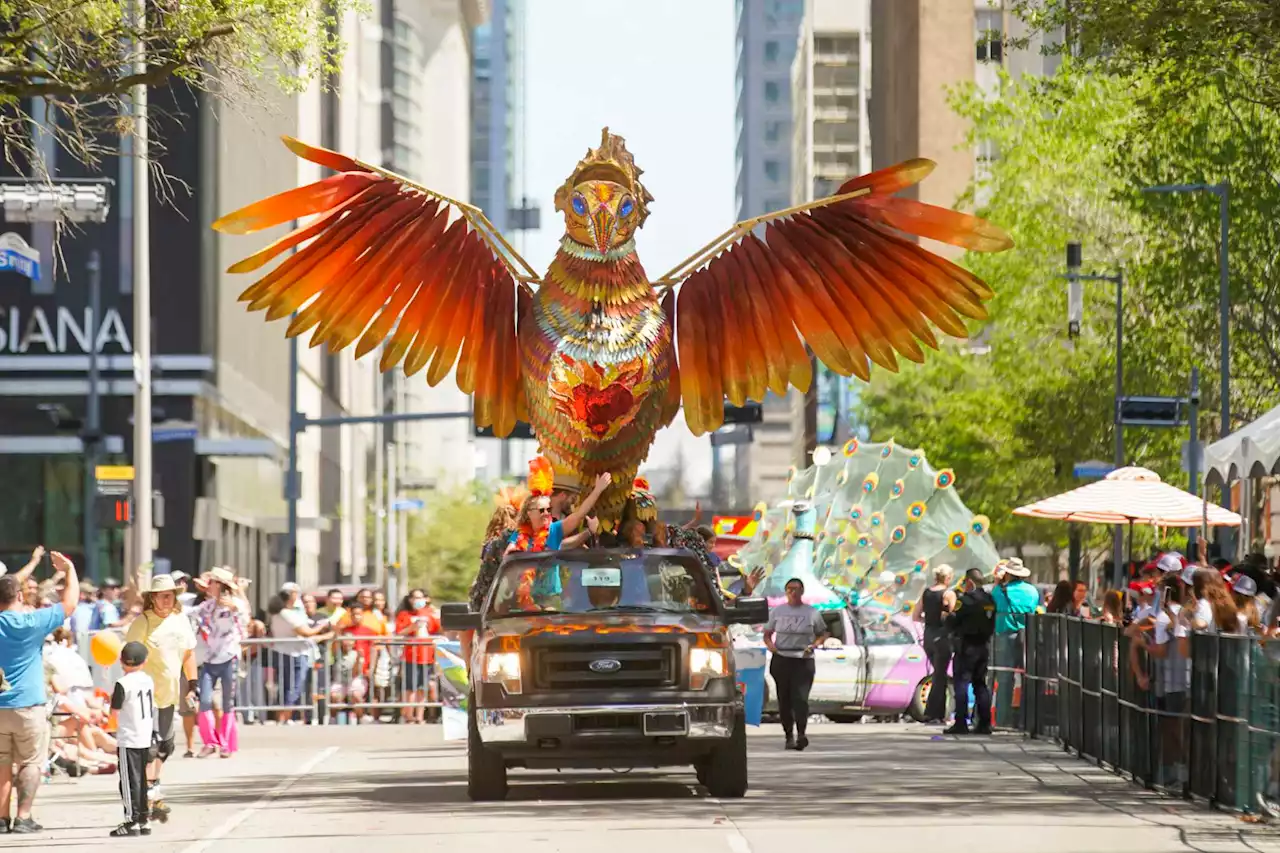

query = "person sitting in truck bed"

[{"left": 505, "top": 472, "right": 609, "bottom": 556}]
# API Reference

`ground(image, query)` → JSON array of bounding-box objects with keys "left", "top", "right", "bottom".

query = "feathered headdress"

[
  {"left": 631, "top": 477, "right": 658, "bottom": 522},
  {"left": 494, "top": 485, "right": 527, "bottom": 514},
  {"left": 527, "top": 456, "right": 556, "bottom": 498}
]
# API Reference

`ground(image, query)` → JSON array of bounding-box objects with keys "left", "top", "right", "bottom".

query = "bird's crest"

[{"left": 555, "top": 127, "right": 654, "bottom": 227}]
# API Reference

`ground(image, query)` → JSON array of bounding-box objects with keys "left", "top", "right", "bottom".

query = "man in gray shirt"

[{"left": 763, "top": 577, "right": 829, "bottom": 751}]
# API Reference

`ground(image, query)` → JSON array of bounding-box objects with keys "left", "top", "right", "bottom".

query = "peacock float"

[
  {"left": 734, "top": 438, "right": 1000, "bottom": 621},
  {"left": 213, "top": 130, "right": 1012, "bottom": 525}
]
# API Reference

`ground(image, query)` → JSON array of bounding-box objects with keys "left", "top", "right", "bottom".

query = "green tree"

[
  {"left": 858, "top": 66, "right": 1202, "bottom": 554},
  {"left": 1007, "top": 1, "right": 1280, "bottom": 116},
  {"left": 0, "top": 0, "right": 357, "bottom": 170},
  {"left": 404, "top": 482, "right": 494, "bottom": 603}
]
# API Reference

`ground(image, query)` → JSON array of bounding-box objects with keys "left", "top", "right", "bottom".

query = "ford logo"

[{"left": 589, "top": 658, "right": 622, "bottom": 674}]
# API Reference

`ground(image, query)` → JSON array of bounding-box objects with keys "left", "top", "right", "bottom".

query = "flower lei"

[{"left": 512, "top": 523, "right": 550, "bottom": 553}]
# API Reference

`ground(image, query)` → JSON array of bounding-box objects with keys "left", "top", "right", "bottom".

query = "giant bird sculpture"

[{"left": 213, "top": 129, "right": 1012, "bottom": 525}]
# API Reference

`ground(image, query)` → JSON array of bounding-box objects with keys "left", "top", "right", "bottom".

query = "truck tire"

[
  {"left": 467, "top": 702, "right": 508, "bottom": 801},
  {"left": 701, "top": 712, "right": 747, "bottom": 798}
]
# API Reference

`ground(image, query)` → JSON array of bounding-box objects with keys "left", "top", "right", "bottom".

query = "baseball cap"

[
  {"left": 101, "top": 577, "right": 121, "bottom": 588},
  {"left": 120, "top": 641, "right": 148, "bottom": 666},
  {"left": 281, "top": 581, "right": 301, "bottom": 593},
  {"left": 1231, "top": 574, "right": 1259, "bottom": 597},
  {"left": 1156, "top": 552, "right": 1186, "bottom": 573},
  {"left": 0, "top": 560, "right": 7, "bottom": 577},
  {"left": 1180, "top": 565, "right": 1197, "bottom": 585}
]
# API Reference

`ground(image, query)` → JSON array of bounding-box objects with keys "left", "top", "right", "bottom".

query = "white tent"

[{"left": 1204, "top": 402, "right": 1280, "bottom": 487}]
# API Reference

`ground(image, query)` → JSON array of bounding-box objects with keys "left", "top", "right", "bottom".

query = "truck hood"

[{"left": 484, "top": 610, "right": 720, "bottom": 640}]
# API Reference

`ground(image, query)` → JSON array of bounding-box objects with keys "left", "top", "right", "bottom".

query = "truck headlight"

[
  {"left": 482, "top": 652, "right": 522, "bottom": 694},
  {"left": 689, "top": 648, "right": 728, "bottom": 690}
]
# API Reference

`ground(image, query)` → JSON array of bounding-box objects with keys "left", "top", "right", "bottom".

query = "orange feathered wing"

[
  {"left": 211, "top": 136, "right": 531, "bottom": 437},
  {"left": 669, "top": 159, "right": 1013, "bottom": 436}
]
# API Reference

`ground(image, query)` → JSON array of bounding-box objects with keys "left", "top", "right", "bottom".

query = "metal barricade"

[
  {"left": 319, "top": 635, "right": 444, "bottom": 724},
  {"left": 232, "top": 634, "right": 447, "bottom": 725},
  {"left": 1008, "top": 612, "right": 1280, "bottom": 816}
]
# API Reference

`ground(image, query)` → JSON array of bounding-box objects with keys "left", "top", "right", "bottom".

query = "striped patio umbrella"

[{"left": 1012, "top": 466, "right": 1241, "bottom": 528}]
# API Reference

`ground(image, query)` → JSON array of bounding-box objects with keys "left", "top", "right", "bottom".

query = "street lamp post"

[
  {"left": 0, "top": 180, "right": 111, "bottom": 580},
  {"left": 130, "top": 0, "right": 154, "bottom": 583},
  {"left": 1141, "top": 182, "right": 1231, "bottom": 545},
  {"left": 1064, "top": 242, "right": 1126, "bottom": 585}
]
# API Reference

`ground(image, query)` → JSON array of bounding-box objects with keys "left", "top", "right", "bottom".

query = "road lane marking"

[
  {"left": 180, "top": 746, "right": 338, "bottom": 853},
  {"left": 727, "top": 831, "right": 752, "bottom": 853}
]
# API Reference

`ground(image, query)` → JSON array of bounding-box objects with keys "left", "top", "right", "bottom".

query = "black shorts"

[
  {"left": 1155, "top": 692, "right": 1187, "bottom": 715},
  {"left": 404, "top": 662, "right": 434, "bottom": 692}
]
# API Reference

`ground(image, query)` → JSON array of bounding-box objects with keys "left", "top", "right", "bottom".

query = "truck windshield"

[{"left": 487, "top": 553, "right": 717, "bottom": 616}]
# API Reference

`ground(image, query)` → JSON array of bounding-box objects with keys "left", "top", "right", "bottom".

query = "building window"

[
  {"left": 764, "top": 80, "right": 781, "bottom": 104},
  {"left": 976, "top": 8, "right": 1004, "bottom": 63},
  {"left": 764, "top": 160, "right": 781, "bottom": 182},
  {"left": 765, "top": 120, "right": 785, "bottom": 143},
  {"left": 764, "top": 40, "right": 781, "bottom": 65}
]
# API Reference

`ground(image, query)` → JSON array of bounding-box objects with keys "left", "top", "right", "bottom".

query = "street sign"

[
  {"left": 153, "top": 421, "right": 198, "bottom": 443},
  {"left": 95, "top": 465, "right": 135, "bottom": 481},
  {"left": 392, "top": 498, "right": 425, "bottom": 511},
  {"left": 710, "top": 424, "right": 753, "bottom": 446},
  {"left": 0, "top": 232, "right": 40, "bottom": 280},
  {"left": 1072, "top": 460, "right": 1115, "bottom": 480},
  {"left": 1119, "top": 396, "right": 1188, "bottom": 427}
]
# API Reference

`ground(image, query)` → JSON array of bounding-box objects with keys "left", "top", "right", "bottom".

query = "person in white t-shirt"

[
  {"left": 109, "top": 642, "right": 157, "bottom": 838},
  {"left": 1132, "top": 573, "right": 1191, "bottom": 785},
  {"left": 269, "top": 584, "right": 333, "bottom": 723}
]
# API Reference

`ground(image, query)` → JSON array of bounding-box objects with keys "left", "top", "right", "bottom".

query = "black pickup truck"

[{"left": 441, "top": 547, "right": 767, "bottom": 801}]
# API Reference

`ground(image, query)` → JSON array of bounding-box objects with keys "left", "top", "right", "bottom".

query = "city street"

[{"left": 20, "top": 723, "right": 1273, "bottom": 853}]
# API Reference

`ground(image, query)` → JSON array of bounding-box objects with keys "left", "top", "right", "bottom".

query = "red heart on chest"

[{"left": 571, "top": 383, "right": 635, "bottom": 436}]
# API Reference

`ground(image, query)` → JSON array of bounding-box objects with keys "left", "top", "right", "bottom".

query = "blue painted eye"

[
  {"left": 571, "top": 195, "right": 587, "bottom": 216},
  {"left": 620, "top": 198, "right": 634, "bottom": 217}
]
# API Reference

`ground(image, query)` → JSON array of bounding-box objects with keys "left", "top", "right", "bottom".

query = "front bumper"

[{"left": 476, "top": 703, "right": 735, "bottom": 744}]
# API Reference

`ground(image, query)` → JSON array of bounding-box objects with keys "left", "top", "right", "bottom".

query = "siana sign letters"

[{"left": 0, "top": 306, "right": 131, "bottom": 354}]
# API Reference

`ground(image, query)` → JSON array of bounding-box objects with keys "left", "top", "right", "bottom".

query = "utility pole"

[
  {"left": 83, "top": 250, "right": 103, "bottom": 581},
  {"left": 130, "top": 0, "right": 153, "bottom": 582},
  {"left": 1064, "top": 242, "right": 1126, "bottom": 587},
  {"left": 1188, "top": 367, "right": 1200, "bottom": 555}
]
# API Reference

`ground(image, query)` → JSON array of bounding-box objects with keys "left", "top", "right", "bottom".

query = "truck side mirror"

[
  {"left": 725, "top": 596, "right": 768, "bottom": 625},
  {"left": 441, "top": 602, "right": 481, "bottom": 631}
]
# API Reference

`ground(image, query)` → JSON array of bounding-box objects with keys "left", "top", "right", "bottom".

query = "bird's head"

[{"left": 555, "top": 127, "right": 653, "bottom": 255}]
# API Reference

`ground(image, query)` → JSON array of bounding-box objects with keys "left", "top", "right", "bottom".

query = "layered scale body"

[{"left": 521, "top": 237, "right": 676, "bottom": 523}]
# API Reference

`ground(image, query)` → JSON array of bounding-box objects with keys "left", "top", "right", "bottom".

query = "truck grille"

[{"left": 531, "top": 644, "right": 679, "bottom": 691}]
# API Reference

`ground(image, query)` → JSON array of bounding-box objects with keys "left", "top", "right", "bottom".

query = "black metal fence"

[{"left": 988, "top": 613, "right": 1280, "bottom": 815}]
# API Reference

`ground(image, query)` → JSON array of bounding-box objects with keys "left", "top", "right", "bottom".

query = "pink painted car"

[{"left": 739, "top": 605, "right": 946, "bottom": 722}]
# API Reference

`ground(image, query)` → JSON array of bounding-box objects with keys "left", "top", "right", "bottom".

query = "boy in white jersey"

[{"left": 110, "top": 641, "right": 157, "bottom": 837}]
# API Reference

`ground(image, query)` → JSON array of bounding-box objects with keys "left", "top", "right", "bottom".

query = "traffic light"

[
  {"left": 95, "top": 494, "right": 133, "bottom": 528},
  {"left": 723, "top": 402, "right": 763, "bottom": 425},
  {"left": 474, "top": 421, "right": 537, "bottom": 440}
]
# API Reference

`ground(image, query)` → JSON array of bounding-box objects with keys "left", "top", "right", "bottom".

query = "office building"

[
  {"left": 730, "top": 0, "right": 805, "bottom": 507},
  {"left": 0, "top": 0, "right": 489, "bottom": 604}
]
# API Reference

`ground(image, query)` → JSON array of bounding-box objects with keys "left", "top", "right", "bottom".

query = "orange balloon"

[{"left": 90, "top": 631, "right": 123, "bottom": 667}]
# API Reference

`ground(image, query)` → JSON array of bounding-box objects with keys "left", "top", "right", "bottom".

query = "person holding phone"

[{"left": 763, "top": 578, "right": 830, "bottom": 752}]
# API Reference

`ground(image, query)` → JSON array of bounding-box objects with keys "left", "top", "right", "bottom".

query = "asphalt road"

[{"left": 20, "top": 722, "right": 1275, "bottom": 853}]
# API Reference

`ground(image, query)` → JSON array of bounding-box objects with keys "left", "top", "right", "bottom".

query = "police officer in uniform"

[{"left": 945, "top": 568, "right": 995, "bottom": 735}]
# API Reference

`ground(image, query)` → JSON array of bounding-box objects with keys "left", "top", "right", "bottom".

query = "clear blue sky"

[{"left": 516, "top": 0, "right": 738, "bottom": 495}]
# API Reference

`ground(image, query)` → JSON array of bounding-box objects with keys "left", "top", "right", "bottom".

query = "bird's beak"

[{"left": 592, "top": 207, "right": 615, "bottom": 253}]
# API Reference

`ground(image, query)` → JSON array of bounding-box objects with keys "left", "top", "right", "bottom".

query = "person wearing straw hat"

[
  {"left": 123, "top": 574, "right": 197, "bottom": 823},
  {"left": 190, "top": 567, "right": 249, "bottom": 758}
]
